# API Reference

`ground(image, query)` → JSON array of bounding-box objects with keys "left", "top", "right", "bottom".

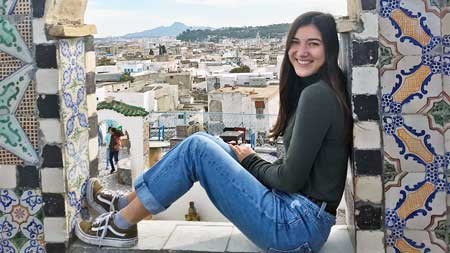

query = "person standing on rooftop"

[{"left": 75, "top": 11, "right": 352, "bottom": 252}]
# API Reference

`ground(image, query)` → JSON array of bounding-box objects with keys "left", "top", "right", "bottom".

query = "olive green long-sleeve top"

[{"left": 241, "top": 79, "right": 349, "bottom": 209}]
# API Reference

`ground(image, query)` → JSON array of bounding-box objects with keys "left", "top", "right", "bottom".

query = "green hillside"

[{"left": 177, "top": 23, "right": 289, "bottom": 42}]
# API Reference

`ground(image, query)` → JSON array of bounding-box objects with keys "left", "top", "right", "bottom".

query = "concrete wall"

[
  {"left": 104, "top": 90, "right": 156, "bottom": 113},
  {"left": 97, "top": 109, "right": 146, "bottom": 180}
]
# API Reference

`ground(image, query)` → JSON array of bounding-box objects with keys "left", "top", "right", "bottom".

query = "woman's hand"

[{"left": 229, "top": 144, "right": 255, "bottom": 162}]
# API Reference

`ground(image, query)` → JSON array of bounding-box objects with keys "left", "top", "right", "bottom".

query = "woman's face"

[{"left": 288, "top": 25, "right": 325, "bottom": 78}]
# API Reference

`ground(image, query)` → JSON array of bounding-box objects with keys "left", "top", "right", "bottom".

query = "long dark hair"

[{"left": 270, "top": 12, "right": 351, "bottom": 140}]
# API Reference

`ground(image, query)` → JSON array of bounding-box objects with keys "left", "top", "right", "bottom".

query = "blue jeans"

[{"left": 134, "top": 132, "right": 335, "bottom": 252}]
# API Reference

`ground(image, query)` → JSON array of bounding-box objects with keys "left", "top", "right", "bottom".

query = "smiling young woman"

[{"left": 75, "top": 11, "right": 352, "bottom": 253}]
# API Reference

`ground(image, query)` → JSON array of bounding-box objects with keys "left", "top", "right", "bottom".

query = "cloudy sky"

[{"left": 85, "top": 0, "right": 347, "bottom": 37}]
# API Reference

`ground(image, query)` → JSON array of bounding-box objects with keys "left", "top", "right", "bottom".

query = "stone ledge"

[
  {"left": 336, "top": 18, "right": 362, "bottom": 33},
  {"left": 69, "top": 221, "right": 353, "bottom": 253},
  {"left": 47, "top": 24, "right": 97, "bottom": 37}
]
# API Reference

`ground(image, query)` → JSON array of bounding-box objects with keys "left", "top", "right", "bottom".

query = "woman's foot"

[
  {"left": 75, "top": 212, "right": 138, "bottom": 248},
  {"left": 86, "top": 178, "right": 120, "bottom": 214}
]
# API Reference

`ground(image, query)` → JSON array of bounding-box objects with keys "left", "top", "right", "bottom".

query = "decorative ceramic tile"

[
  {"left": 0, "top": 16, "right": 32, "bottom": 63},
  {"left": 43, "top": 193, "right": 66, "bottom": 217},
  {"left": 352, "top": 67, "right": 379, "bottom": 95},
  {"left": 356, "top": 231, "right": 385, "bottom": 252},
  {"left": 0, "top": 165, "right": 17, "bottom": 188},
  {"left": 0, "top": 64, "right": 38, "bottom": 164},
  {"left": 0, "top": 189, "right": 45, "bottom": 252},
  {"left": 41, "top": 168, "right": 64, "bottom": 193},
  {"left": 355, "top": 176, "right": 383, "bottom": 202},
  {"left": 380, "top": 0, "right": 442, "bottom": 56},
  {"left": 0, "top": 64, "right": 33, "bottom": 114},
  {"left": 0, "top": 0, "right": 18, "bottom": 15},
  {"left": 16, "top": 16, "right": 33, "bottom": 50},
  {"left": 353, "top": 95, "right": 380, "bottom": 120},
  {"left": 16, "top": 81, "right": 36, "bottom": 116},
  {"left": 355, "top": 202, "right": 383, "bottom": 229},
  {"left": 380, "top": 35, "right": 402, "bottom": 75},
  {"left": 0, "top": 114, "right": 37, "bottom": 165},
  {"left": 36, "top": 44, "right": 57, "bottom": 69},
  {"left": 36, "top": 69, "right": 59, "bottom": 95},
  {"left": 44, "top": 217, "right": 67, "bottom": 243},
  {"left": 381, "top": 55, "right": 442, "bottom": 114},
  {"left": 354, "top": 149, "right": 383, "bottom": 175},
  {"left": 0, "top": 55, "right": 23, "bottom": 81},
  {"left": 354, "top": 13, "right": 379, "bottom": 40},
  {"left": 362, "top": 0, "right": 377, "bottom": 10},
  {"left": 18, "top": 165, "right": 39, "bottom": 189},
  {"left": 42, "top": 145, "right": 63, "bottom": 168},
  {"left": 37, "top": 94, "right": 60, "bottom": 118},
  {"left": 385, "top": 172, "right": 447, "bottom": 230},
  {"left": 383, "top": 114, "right": 445, "bottom": 172},
  {"left": 59, "top": 39, "right": 85, "bottom": 90},
  {"left": 57, "top": 38, "right": 90, "bottom": 236},
  {"left": 39, "top": 119, "right": 62, "bottom": 144},
  {"left": 0, "top": 115, "right": 38, "bottom": 164},
  {"left": 352, "top": 41, "right": 379, "bottom": 66},
  {"left": 354, "top": 121, "right": 382, "bottom": 149},
  {"left": 11, "top": 0, "right": 31, "bottom": 15},
  {"left": 386, "top": 229, "right": 447, "bottom": 253},
  {"left": 16, "top": 115, "right": 38, "bottom": 146}
]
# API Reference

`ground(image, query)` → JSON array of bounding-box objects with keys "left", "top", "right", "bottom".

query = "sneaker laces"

[
  {"left": 97, "top": 191, "right": 121, "bottom": 212},
  {"left": 93, "top": 212, "right": 113, "bottom": 247}
]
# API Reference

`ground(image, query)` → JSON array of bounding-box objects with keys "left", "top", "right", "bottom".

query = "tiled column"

[
  {"left": 41, "top": 0, "right": 97, "bottom": 243},
  {"left": 351, "top": 0, "right": 385, "bottom": 252},
  {"left": 379, "top": 0, "right": 449, "bottom": 252},
  {"left": 56, "top": 37, "right": 92, "bottom": 239}
]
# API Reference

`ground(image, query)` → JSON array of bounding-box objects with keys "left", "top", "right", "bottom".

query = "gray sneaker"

[
  {"left": 86, "top": 178, "right": 121, "bottom": 214},
  {"left": 75, "top": 211, "right": 138, "bottom": 248}
]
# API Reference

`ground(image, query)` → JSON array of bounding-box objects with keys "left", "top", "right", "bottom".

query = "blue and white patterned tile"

[
  {"left": 57, "top": 38, "right": 90, "bottom": 236},
  {"left": 386, "top": 229, "right": 447, "bottom": 253},
  {"left": 19, "top": 240, "right": 46, "bottom": 253},
  {"left": 60, "top": 85, "right": 89, "bottom": 137},
  {"left": 379, "top": 0, "right": 442, "bottom": 56},
  {"left": 0, "top": 239, "right": 19, "bottom": 252},
  {"left": 381, "top": 55, "right": 442, "bottom": 114},
  {"left": 58, "top": 39, "right": 88, "bottom": 139},
  {"left": 58, "top": 39, "right": 86, "bottom": 90},
  {"left": 0, "top": 189, "right": 45, "bottom": 251},
  {"left": 63, "top": 129, "right": 89, "bottom": 233},
  {"left": 0, "top": 189, "right": 19, "bottom": 213},
  {"left": 382, "top": 114, "right": 445, "bottom": 173},
  {"left": 20, "top": 216, "right": 44, "bottom": 241},
  {"left": 385, "top": 172, "right": 447, "bottom": 230},
  {"left": 0, "top": 214, "right": 20, "bottom": 240},
  {"left": 0, "top": 16, "right": 33, "bottom": 63}
]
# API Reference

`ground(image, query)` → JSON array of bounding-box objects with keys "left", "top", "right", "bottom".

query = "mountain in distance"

[{"left": 123, "top": 22, "right": 213, "bottom": 38}]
